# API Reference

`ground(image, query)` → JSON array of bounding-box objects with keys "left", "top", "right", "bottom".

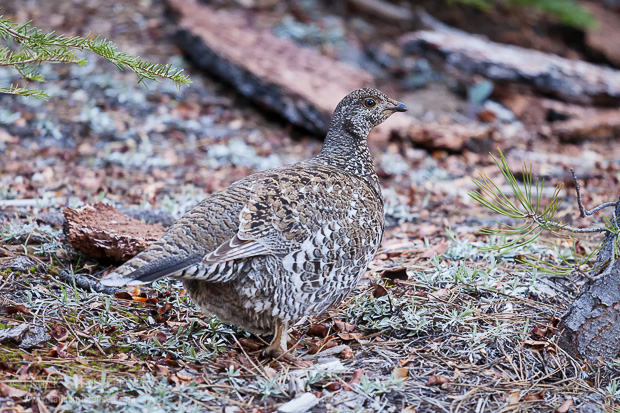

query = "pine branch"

[
  {"left": 0, "top": 84, "right": 48, "bottom": 100},
  {"left": 0, "top": 15, "right": 191, "bottom": 99}
]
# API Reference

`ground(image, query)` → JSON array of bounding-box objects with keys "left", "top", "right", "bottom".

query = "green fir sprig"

[{"left": 0, "top": 15, "right": 191, "bottom": 100}]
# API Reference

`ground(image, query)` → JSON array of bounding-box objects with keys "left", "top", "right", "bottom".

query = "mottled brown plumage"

[{"left": 101, "top": 88, "right": 407, "bottom": 357}]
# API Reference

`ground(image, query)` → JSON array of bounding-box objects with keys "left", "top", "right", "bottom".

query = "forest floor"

[{"left": 0, "top": 0, "right": 619, "bottom": 411}]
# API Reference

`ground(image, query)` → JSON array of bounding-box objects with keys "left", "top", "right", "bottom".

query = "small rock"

[
  {"left": 278, "top": 393, "right": 319, "bottom": 413},
  {"left": 0, "top": 324, "right": 49, "bottom": 349},
  {"left": 120, "top": 207, "right": 176, "bottom": 227},
  {"left": 0, "top": 256, "right": 37, "bottom": 273},
  {"left": 19, "top": 325, "right": 49, "bottom": 349},
  {"left": 483, "top": 101, "right": 515, "bottom": 123},
  {"left": 36, "top": 212, "right": 67, "bottom": 228},
  {"left": 0, "top": 324, "right": 30, "bottom": 343}
]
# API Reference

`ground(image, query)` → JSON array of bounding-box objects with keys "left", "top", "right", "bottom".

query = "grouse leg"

[{"left": 264, "top": 319, "right": 289, "bottom": 359}]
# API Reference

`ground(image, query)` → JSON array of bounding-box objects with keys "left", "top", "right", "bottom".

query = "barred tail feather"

[{"left": 100, "top": 252, "right": 202, "bottom": 287}]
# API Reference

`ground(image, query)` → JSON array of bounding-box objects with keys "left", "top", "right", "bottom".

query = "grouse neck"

[{"left": 313, "top": 129, "right": 381, "bottom": 194}]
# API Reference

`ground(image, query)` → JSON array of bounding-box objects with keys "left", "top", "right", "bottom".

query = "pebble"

[{"left": 277, "top": 393, "right": 319, "bottom": 413}]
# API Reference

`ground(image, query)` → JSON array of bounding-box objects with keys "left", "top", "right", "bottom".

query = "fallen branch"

[
  {"left": 570, "top": 169, "right": 618, "bottom": 218},
  {"left": 56, "top": 269, "right": 121, "bottom": 295}
]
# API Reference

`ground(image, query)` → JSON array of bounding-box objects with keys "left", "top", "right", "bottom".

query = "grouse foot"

[{"left": 262, "top": 320, "right": 311, "bottom": 367}]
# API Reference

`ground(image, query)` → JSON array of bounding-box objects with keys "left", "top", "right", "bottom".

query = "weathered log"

[
  {"left": 558, "top": 198, "right": 620, "bottom": 363},
  {"left": 498, "top": 94, "right": 620, "bottom": 142},
  {"left": 63, "top": 203, "right": 166, "bottom": 263},
  {"left": 166, "top": 0, "right": 373, "bottom": 136},
  {"left": 552, "top": 109, "right": 620, "bottom": 142},
  {"left": 396, "top": 121, "right": 497, "bottom": 153},
  {"left": 164, "top": 0, "right": 503, "bottom": 151},
  {"left": 401, "top": 30, "right": 620, "bottom": 105},
  {"left": 347, "top": 0, "right": 414, "bottom": 23}
]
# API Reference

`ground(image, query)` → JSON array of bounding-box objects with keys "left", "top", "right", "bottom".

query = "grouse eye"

[{"left": 363, "top": 98, "right": 376, "bottom": 108}]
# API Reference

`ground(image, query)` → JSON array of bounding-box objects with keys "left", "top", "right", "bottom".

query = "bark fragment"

[{"left": 63, "top": 203, "right": 166, "bottom": 263}]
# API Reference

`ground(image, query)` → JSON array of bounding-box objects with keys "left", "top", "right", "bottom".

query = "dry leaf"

[
  {"left": 427, "top": 375, "right": 451, "bottom": 386},
  {"left": 114, "top": 291, "right": 133, "bottom": 300},
  {"left": 49, "top": 325, "right": 69, "bottom": 341},
  {"left": 344, "top": 369, "right": 364, "bottom": 391},
  {"left": 428, "top": 288, "right": 450, "bottom": 301},
  {"left": 372, "top": 284, "right": 388, "bottom": 298},
  {"left": 507, "top": 391, "right": 521, "bottom": 405},
  {"left": 153, "top": 364, "right": 170, "bottom": 376},
  {"left": 338, "top": 332, "right": 362, "bottom": 341},
  {"left": 238, "top": 338, "right": 262, "bottom": 352},
  {"left": 392, "top": 367, "right": 408, "bottom": 379},
  {"left": 307, "top": 323, "right": 329, "bottom": 338},
  {"left": 380, "top": 268, "right": 408, "bottom": 286},
  {"left": 333, "top": 320, "right": 356, "bottom": 333},
  {"left": 0, "top": 382, "right": 30, "bottom": 398},
  {"left": 523, "top": 389, "right": 546, "bottom": 401},
  {"left": 555, "top": 398, "right": 574, "bottom": 413},
  {"left": 158, "top": 303, "right": 173, "bottom": 315},
  {"left": 421, "top": 239, "right": 449, "bottom": 258},
  {"left": 307, "top": 338, "right": 337, "bottom": 354},
  {"left": 6, "top": 305, "right": 30, "bottom": 315},
  {"left": 176, "top": 372, "right": 194, "bottom": 381},
  {"left": 155, "top": 331, "right": 167, "bottom": 343},
  {"left": 324, "top": 382, "right": 341, "bottom": 391},
  {"left": 341, "top": 347, "right": 353, "bottom": 359},
  {"left": 45, "top": 389, "right": 61, "bottom": 404},
  {"left": 264, "top": 366, "right": 277, "bottom": 379}
]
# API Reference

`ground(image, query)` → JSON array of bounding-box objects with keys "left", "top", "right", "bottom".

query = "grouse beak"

[{"left": 386, "top": 100, "right": 408, "bottom": 113}]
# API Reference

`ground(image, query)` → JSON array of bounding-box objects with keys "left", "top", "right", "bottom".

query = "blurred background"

[{"left": 1, "top": 0, "right": 618, "bottom": 226}]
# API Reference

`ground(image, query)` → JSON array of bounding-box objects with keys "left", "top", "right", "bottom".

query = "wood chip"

[{"left": 63, "top": 203, "right": 166, "bottom": 263}]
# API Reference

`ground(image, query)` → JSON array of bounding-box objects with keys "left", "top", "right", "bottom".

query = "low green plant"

[
  {"left": 469, "top": 150, "right": 616, "bottom": 277},
  {"left": 447, "top": 0, "right": 595, "bottom": 28}
]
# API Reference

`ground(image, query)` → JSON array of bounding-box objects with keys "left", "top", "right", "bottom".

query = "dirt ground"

[{"left": 0, "top": 0, "right": 619, "bottom": 411}]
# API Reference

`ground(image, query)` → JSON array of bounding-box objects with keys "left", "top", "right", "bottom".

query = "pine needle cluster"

[
  {"left": 470, "top": 150, "right": 617, "bottom": 277},
  {"left": 0, "top": 15, "right": 191, "bottom": 100}
]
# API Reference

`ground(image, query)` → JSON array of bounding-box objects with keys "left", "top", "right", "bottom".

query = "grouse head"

[{"left": 329, "top": 88, "right": 407, "bottom": 138}]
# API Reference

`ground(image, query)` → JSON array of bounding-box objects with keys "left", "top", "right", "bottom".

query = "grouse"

[{"left": 101, "top": 88, "right": 407, "bottom": 359}]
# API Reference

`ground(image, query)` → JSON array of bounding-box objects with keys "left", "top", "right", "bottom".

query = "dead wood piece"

[
  {"left": 552, "top": 109, "right": 620, "bottom": 142},
  {"left": 400, "top": 30, "right": 620, "bottom": 105},
  {"left": 56, "top": 270, "right": 122, "bottom": 295},
  {"left": 347, "top": 0, "right": 414, "bottom": 23},
  {"left": 63, "top": 203, "right": 166, "bottom": 263},
  {"left": 399, "top": 121, "right": 497, "bottom": 152},
  {"left": 558, "top": 260, "right": 620, "bottom": 363},
  {"left": 497, "top": 93, "right": 620, "bottom": 141},
  {"left": 558, "top": 191, "right": 620, "bottom": 363},
  {"left": 583, "top": 2, "right": 620, "bottom": 68},
  {"left": 166, "top": 0, "right": 373, "bottom": 135}
]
